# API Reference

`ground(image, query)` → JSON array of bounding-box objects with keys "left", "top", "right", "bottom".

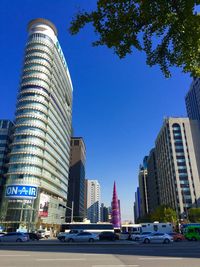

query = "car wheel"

[
  {"left": 144, "top": 238, "right": 150, "bottom": 244},
  {"left": 135, "top": 237, "right": 139, "bottom": 241},
  {"left": 68, "top": 238, "right": 74, "bottom": 243},
  {"left": 60, "top": 237, "right": 65, "bottom": 242},
  {"left": 89, "top": 238, "right": 94, "bottom": 242},
  {"left": 16, "top": 239, "right": 22, "bottom": 242},
  {"left": 164, "top": 238, "right": 170, "bottom": 244}
]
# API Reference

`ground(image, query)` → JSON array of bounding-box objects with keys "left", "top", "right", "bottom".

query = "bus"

[
  {"left": 181, "top": 223, "right": 200, "bottom": 232},
  {"left": 60, "top": 223, "right": 114, "bottom": 234},
  {"left": 121, "top": 224, "right": 141, "bottom": 234},
  {"left": 184, "top": 225, "right": 200, "bottom": 241}
]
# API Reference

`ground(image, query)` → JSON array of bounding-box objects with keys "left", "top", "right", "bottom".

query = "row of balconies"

[
  {"left": 14, "top": 120, "right": 70, "bottom": 164},
  {"left": 24, "top": 58, "right": 52, "bottom": 74},
  {"left": 7, "top": 156, "right": 68, "bottom": 190},
  {"left": 10, "top": 136, "right": 69, "bottom": 176}
]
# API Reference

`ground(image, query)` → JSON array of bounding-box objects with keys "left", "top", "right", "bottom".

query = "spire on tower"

[{"left": 111, "top": 181, "right": 121, "bottom": 228}]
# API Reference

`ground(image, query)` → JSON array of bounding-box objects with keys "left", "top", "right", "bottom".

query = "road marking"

[
  {"left": 92, "top": 265, "right": 139, "bottom": 267},
  {"left": 83, "top": 253, "right": 113, "bottom": 258},
  {"left": 0, "top": 255, "right": 30, "bottom": 257},
  {"left": 36, "top": 258, "right": 86, "bottom": 261},
  {"left": 139, "top": 257, "right": 182, "bottom": 260}
]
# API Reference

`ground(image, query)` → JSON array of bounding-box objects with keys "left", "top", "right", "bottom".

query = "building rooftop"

[{"left": 28, "top": 18, "right": 57, "bottom": 36}]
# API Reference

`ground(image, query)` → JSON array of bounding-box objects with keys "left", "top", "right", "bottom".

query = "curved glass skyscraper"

[{"left": 1, "top": 19, "right": 73, "bottom": 232}]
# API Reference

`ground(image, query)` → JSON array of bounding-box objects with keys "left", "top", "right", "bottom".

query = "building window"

[{"left": 2, "top": 121, "right": 8, "bottom": 129}]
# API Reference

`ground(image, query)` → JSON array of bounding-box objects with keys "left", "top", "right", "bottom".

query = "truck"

[{"left": 140, "top": 222, "right": 173, "bottom": 233}]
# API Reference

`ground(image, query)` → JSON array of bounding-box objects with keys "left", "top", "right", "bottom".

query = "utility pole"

[
  {"left": 70, "top": 201, "right": 74, "bottom": 223},
  {"left": 60, "top": 202, "right": 74, "bottom": 222}
]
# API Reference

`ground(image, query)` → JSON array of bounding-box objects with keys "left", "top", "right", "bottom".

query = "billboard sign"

[
  {"left": 5, "top": 185, "right": 37, "bottom": 199},
  {"left": 39, "top": 193, "right": 49, "bottom": 217}
]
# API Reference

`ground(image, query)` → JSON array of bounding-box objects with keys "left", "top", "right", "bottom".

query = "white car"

[
  {"left": 0, "top": 232, "right": 28, "bottom": 242},
  {"left": 131, "top": 232, "right": 152, "bottom": 241},
  {"left": 57, "top": 230, "right": 80, "bottom": 242},
  {"left": 140, "top": 232, "right": 173, "bottom": 244},
  {"left": 37, "top": 230, "right": 50, "bottom": 239},
  {"left": 66, "top": 232, "right": 99, "bottom": 242}
]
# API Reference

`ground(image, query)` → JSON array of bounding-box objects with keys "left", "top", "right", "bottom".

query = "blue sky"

[{"left": 0, "top": 0, "right": 191, "bottom": 220}]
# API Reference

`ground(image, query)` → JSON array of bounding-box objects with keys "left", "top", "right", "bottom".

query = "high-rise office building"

[
  {"left": 0, "top": 120, "right": 14, "bottom": 207},
  {"left": 66, "top": 137, "right": 86, "bottom": 222},
  {"left": 133, "top": 187, "right": 141, "bottom": 223},
  {"left": 138, "top": 156, "right": 149, "bottom": 218},
  {"left": 1, "top": 18, "right": 73, "bottom": 231},
  {"left": 185, "top": 78, "right": 200, "bottom": 121},
  {"left": 85, "top": 179, "right": 101, "bottom": 223},
  {"left": 100, "top": 203, "right": 109, "bottom": 222},
  {"left": 155, "top": 117, "right": 200, "bottom": 218},
  {"left": 146, "top": 148, "right": 160, "bottom": 213}
]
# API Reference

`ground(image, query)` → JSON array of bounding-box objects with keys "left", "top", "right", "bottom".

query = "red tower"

[{"left": 111, "top": 181, "right": 121, "bottom": 228}]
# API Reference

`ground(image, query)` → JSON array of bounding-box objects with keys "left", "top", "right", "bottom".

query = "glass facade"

[
  {"left": 1, "top": 19, "right": 73, "bottom": 232},
  {"left": 0, "top": 120, "right": 14, "bottom": 208},
  {"left": 185, "top": 78, "right": 200, "bottom": 121},
  {"left": 66, "top": 138, "right": 86, "bottom": 222}
]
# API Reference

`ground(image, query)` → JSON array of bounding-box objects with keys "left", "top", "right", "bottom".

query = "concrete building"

[
  {"left": 138, "top": 156, "right": 149, "bottom": 218},
  {"left": 66, "top": 137, "right": 86, "bottom": 222},
  {"left": 146, "top": 148, "right": 160, "bottom": 213},
  {"left": 155, "top": 117, "right": 200, "bottom": 219},
  {"left": 86, "top": 179, "right": 100, "bottom": 223},
  {"left": 185, "top": 78, "right": 200, "bottom": 121},
  {"left": 0, "top": 120, "right": 14, "bottom": 207},
  {"left": 1, "top": 18, "right": 73, "bottom": 232}
]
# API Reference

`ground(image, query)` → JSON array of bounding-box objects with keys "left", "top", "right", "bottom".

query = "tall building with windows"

[
  {"left": 1, "top": 18, "right": 73, "bottom": 231},
  {"left": 85, "top": 179, "right": 101, "bottom": 223},
  {"left": 155, "top": 118, "right": 200, "bottom": 219},
  {"left": 0, "top": 120, "right": 14, "bottom": 207},
  {"left": 138, "top": 156, "right": 149, "bottom": 218},
  {"left": 146, "top": 148, "right": 160, "bottom": 213},
  {"left": 133, "top": 187, "right": 141, "bottom": 223},
  {"left": 100, "top": 203, "right": 109, "bottom": 222},
  {"left": 66, "top": 137, "right": 86, "bottom": 222},
  {"left": 185, "top": 78, "right": 200, "bottom": 121}
]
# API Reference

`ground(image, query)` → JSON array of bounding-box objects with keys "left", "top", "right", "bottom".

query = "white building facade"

[
  {"left": 1, "top": 18, "right": 73, "bottom": 231},
  {"left": 155, "top": 118, "right": 200, "bottom": 219},
  {"left": 86, "top": 180, "right": 101, "bottom": 223}
]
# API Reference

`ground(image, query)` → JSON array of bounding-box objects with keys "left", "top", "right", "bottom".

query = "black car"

[
  {"left": 99, "top": 231, "right": 119, "bottom": 241},
  {"left": 27, "top": 233, "right": 40, "bottom": 241}
]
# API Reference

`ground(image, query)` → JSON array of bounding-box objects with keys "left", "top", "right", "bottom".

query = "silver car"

[
  {"left": 131, "top": 231, "right": 152, "bottom": 241},
  {"left": 0, "top": 232, "right": 28, "bottom": 242},
  {"left": 66, "top": 232, "right": 99, "bottom": 242},
  {"left": 57, "top": 230, "right": 80, "bottom": 242},
  {"left": 141, "top": 232, "right": 173, "bottom": 244}
]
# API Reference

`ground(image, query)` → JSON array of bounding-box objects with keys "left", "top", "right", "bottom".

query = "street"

[{"left": 0, "top": 241, "right": 200, "bottom": 267}]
